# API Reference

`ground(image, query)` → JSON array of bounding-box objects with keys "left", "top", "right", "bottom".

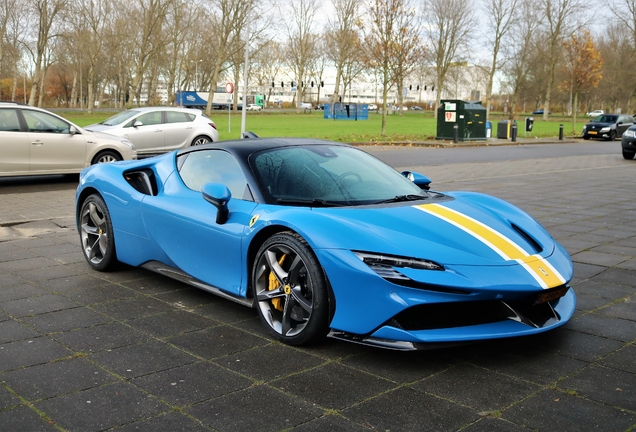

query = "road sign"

[{"left": 225, "top": 82, "right": 234, "bottom": 94}]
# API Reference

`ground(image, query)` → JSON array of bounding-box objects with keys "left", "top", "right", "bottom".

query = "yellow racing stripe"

[{"left": 415, "top": 203, "right": 565, "bottom": 289}]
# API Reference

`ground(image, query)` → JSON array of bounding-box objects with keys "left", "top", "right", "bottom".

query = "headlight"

[
  {"left": 625, "top": 130, "right": 636, "bottom": 138},
  {"left": 354, "top": 251, "right": 444, "bottom": 271},
  {"left": 599, "top": 127, "right": 610, "bottom": 133},
  {"left": 121, "top": 139, "right": 135, "bottom": 150}
]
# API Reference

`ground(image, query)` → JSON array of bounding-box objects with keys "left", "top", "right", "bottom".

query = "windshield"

[
  {"left": 100, "top": 110, "right": 141, "bottom": 126},
  {"left": 251, "top": 145, "right": 429, "bottom": 205}
]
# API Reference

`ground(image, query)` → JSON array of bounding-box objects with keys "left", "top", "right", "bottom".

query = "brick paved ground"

[{"left": 0, "top": 150, "right": 634, "bottom": 431}]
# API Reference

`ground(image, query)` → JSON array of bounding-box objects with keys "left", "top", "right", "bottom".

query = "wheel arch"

[{"left": 76, "top": 187, "right": 102, "bottom": 229}]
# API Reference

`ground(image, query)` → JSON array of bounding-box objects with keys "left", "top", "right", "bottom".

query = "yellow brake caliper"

[{"left": 268, "top": 254, "right": 287, "bottom": 311}]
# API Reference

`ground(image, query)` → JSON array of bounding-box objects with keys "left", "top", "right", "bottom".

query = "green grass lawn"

[{"left": 60, "top": 109, "right": 587, "bottom": 142}]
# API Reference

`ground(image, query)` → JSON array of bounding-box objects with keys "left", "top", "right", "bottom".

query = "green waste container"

[{"left": 436, "top": 100, "right": 487, "bottom": 141}]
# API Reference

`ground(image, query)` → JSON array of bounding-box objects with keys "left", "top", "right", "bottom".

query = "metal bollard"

[
  {"left": 453, "top": 124, "right": 458, "bottom": 143},
  {"left": 511, "top": 124, "right": 517, "bottom": 142},
  {"left": 559, "top": 124, "right": 563, "bottom": 140}
]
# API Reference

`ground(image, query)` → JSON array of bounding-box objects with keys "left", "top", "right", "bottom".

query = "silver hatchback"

[
  {"left": 0, "top": 102, "right": 136, "bottom": 177},
  {"left": 85, "top": 107, "right": 219, "bottom": 155}
]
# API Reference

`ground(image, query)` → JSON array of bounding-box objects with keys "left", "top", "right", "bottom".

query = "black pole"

[
  {"left": 559, "top": 124, "right": 564, "bottom": 140},
  {"left": 453, "top": 124, "right": 458, "bottom": 143},
  {"left": 511, "top": 123, "right": 517, "bottom": 142}
]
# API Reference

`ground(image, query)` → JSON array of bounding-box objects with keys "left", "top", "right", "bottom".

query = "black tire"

[
  {"left": 191, "top": 135, "right": 211, "bottom": 146},
  {"left": 78, "top": 194, "right": 117, "bottom": 271},
  {"left": 583, "top": 135, "right": 590, "bottom": 140},
  {"left": 92, "top": 150, "right": 121, "bottom": 164},
  {"left": 252, "top": 232, "right": 331, "bottom": 346},
  {"left": 623, "top": 149, "right": 635, "bottom": 160},
  {"left": 609, "top": 131, "right": 617, "bottom": 141}
]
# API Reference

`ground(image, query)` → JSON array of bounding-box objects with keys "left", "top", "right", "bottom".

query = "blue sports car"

[{"left": 76, "top": 137, "right": 575, "bottom": 350}]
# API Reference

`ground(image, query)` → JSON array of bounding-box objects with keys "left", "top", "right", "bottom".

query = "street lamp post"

[{"left": 191, "top": 60, "right": 202, "bottom": 91}]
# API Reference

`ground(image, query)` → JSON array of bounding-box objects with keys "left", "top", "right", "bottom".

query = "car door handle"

[
  {"left": 155, "top": 129, "right": 163, "bottom": 132},
  {"left": 31, "top": 141, "right": 43, "bottom": 146}
]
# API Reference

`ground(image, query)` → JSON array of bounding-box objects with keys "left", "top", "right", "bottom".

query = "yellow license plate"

[
  {"left": 535, "top": 286, "right": 568, "bottom": 305},
  {"left": 588, "top": 131, "right": 597, "bottom": 135}
]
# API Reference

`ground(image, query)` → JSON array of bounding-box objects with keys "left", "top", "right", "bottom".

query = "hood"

[
  {"left": 281, "top": 192, "right": 556, "bottom": 267},
  {"left": 83, "top": 123, "right": 112, "bottom": 132}
]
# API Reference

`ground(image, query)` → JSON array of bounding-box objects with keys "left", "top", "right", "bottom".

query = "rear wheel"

[
  {"left": 609, "top": 131, "right": 617, "bottom": 141},
  {"left": 92, "top": 151, "right": 121, "bottom": 164},
  {"left": 623, "top": 149, "right": 635, "bottom": 160},
  {"left": 191, "top": 135, "right": 211, "bottom": 146},
  {"left": 252, "top": 232, "right": 331, "bottom": 346},
  {"left": 79, "top": 194, "right": 117, "bottom": 271},
  {"left": 583, "top": 135, "right": 590, "bottom": 140}
]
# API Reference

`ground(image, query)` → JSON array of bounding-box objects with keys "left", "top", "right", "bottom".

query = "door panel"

[
  {"left": 163, "top": 111, "right": 194, "bottom": 151},
  {"left": 0, "top": 108, "right": 29, "bottom": 173},
  {"left": 121, "top": 111, "right": 165, "bottom": 153}
]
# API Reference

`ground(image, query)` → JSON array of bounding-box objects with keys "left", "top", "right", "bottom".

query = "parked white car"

[
  {"left": 85, "top": 107, "right": 218, "bottom": 155},
  {"left": 587, "top": 110, "right": 604, "bottom": 117},
  {"left": 300, "top": 102, "right": 312, "bottom": 110},
  {"left": 246, "top": 104, "right": 262, "bottom": 111},
  {"left": 0, "top": 102, "right": 136, "bottom": 177}
]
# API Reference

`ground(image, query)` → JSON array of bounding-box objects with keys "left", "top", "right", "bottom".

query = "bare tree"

[
  {"left": 482, "top": 0, "right": 518, "bottom": 120},
  {"left": 537, "top": 0, "right": 584, "bottom": 120},
  {"left": 203, "top": 0, "right": 254, "bottom": 115},
  {"left": 252, "top": 40, "right": 284, "bottom": 105},
  {"left": 27, "top": 0, "right": 68, "bottom": 106},
  {"left": 361, "top": 0, "right": 402, "bottom": 134},
  {"left": 422, "top": 0, "right": 475, "bottom": 117},
  {"left": 326, "top": 0, "right": 360, "bottom": 102},
  {"left": 164, "top": 0, "right": 199, "bottom": 104},
  {"left": 282, "top": 0, "right": 319, "bottom": 113}
]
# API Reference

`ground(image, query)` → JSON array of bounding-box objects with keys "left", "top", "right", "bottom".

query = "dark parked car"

[
  {"left": 532, "top": 109, "right": 551, "bottom": 115},
  {"left": 621, "top": 125, "right": 636, "bottom": 159},
  {"left": 582, "top": 114, "right": 634, "bottom": 141}
]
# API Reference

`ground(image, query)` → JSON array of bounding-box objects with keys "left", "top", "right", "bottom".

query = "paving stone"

[
  {"left": 153, "top": 287, "right": 221, "bottom": 308},
  {"left": 461, "top": 417, "right": 532, "bottom": 432},
  {"left": 191, "top": 300, "right": 257, "bottom": 324},
  {"left": 593, "top": 267, "right": 636, "bottom": 287},
  {"left": 598, "top": 298, "right": 636, "bottom": 321},
  {"left": 558, "top": 365, "right": 636, "bottom": 412},
  {"left": 19, "top": 263, "right": 86, "bottom": 282},
  {"left": 0, "top": 404, "right": 59, "bottom": 431},
  {"left": 290, "top": 414, "right": 371, "bottom": 431},
  {"left": 91, "top": 296, "right": 178, "bottom": 321},
  {"left": 0, "top": 320, "right": 40, "bottom": 343},
  {"left": 601, "top": 345, "right": 636, "bottom": 374},
  {"left": 121, "top": 274, "right": 191, "bottom": 294},
  {"left": 572, "top": 279, "right": 635, "bottom": 300},
  {"left": 574, "top": 292, "right": 614, "bottom": 312},
  {"left": 186, "top": 385, "right": 323, "bottom": 431},
  {"left": 113, "top": 411, "right": 213, "bottom": 432},
  {"left": 53, "top": 322, "right": 150, "bottom": 353},
  {"left": 0, "top": 283, "right": 48, "bottom": 302},
  {"left": 35, "top": 382, "right": 169, "bottom": 431},
  {"left": 167, "top": 325, "right": 269, "bottom": 359},
  {"left": 571, "top": 251, "right": 630, "bottom": 267},
  {"left": 0, "top": 294, "right": 79, "bottom": 318},
  {"left": 131, "top": 361, "right": 251, "bottom": 407},
  {"left": 0, "top": 256, "right": 59, "bottom": 272},
  {"left": 23, "top": 307, "right": 113, "bottom": 334},
  {"left": 413, "top": 363, "right": 541, "bottom": 412},
  {"left": 570, "top": 262, "right": 606, "bottom": 282},
  {"left": 343, "top": 386, "right": 479, "bottom": 431},
  {"left": 271, "top": 362, "right": 395, "bottom": 410},
  {"left": 567, "top": 313, "right": 636, "bottom": 342},
  {"left": 90, "top": 340, "right": 197, "bottom": 378},
  {"left": 1, "top": 357, "right": 117, "bottom": 401},
  {"left": 503, "top": 389, "right": 636, "bottom": 432},
  {"left": 41, "top": 274, "right": 114, "bottom": 293},
  {"left": 127, "top": 309, "right": 219, "bottom": 338},
  {"left": 219, "top": 343, "right": 325, "bottom": 382},
  {"left": 0, "top": 384, "right": 21, "bottom": 410},
  {"left": 0, "top": 337, "right": 71, "bottom": 372},
  {"left": 523, "top": 328, "right": 624, "bottom": 362}
]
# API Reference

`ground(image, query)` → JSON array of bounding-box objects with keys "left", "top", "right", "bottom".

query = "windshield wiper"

[
  {"left": 276, "top": 198, "right": 343, "bottom": 207},
  {"left": 376, "top": 194, "right": 427, "bottom": 204}
]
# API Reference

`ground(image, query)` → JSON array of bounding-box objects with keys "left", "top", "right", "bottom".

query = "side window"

[
  {"left": 0, "top": 109, "right": 21, "bottom": 132},
  {"left": 178, "top": 150, "right": 251, "bottom": 200},
  {"left": 166, "top": 111, "right": 193, "bottom": 124},
  {"left": 22, "top": 110, "right": 70, "bottom": 134},
  {"left": 129, "top": 111, "right": 162, "bottom": 127}
]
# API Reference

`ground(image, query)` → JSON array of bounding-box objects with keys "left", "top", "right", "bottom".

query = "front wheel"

[
  {"left": 623, "top": 149, "right": 635, "bottom": 160},
  {"left": 191, "top": 135, "right": 211, "bottom": 146},
  {"left": 609, "top": 131, "right": 617, "bottom": 141},
  {"left": 252, "top": 232, "right": 331, "bottom": 346},
  {"left": 79, "top": 194, "right": 117, "bottom": 271},
  {"left": 582, "top": 135, "right": 590, "bottom": 140},
  {"left": 92, "top": 150, "right": 121, "bottom": 164}
]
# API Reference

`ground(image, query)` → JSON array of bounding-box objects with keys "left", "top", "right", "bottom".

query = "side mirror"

[
  {"left": 202, "top": 183, "right": 231, "bottom": 224},
  {"left": 69, "top": 125, "right": 80, "bottom": 135},
  {"left": 133, "top": 120, "right": 143, "bottom": 127},
  {"left": 401, "top": 171, "right": 431, "bottom": 190}
]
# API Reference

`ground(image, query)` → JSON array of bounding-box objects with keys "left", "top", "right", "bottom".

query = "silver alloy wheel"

[
  {"left": 254, "top": 242, "right": 315, "bottom": 338},
  {"left": 98, "top": 154, "right": 118, "bottom": 163},
  {"left": 192, "top": 136, "right": 211, "bottom": 146},
  {"left": 80, "top": 200, "right": 109, "bottom": 266}
]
